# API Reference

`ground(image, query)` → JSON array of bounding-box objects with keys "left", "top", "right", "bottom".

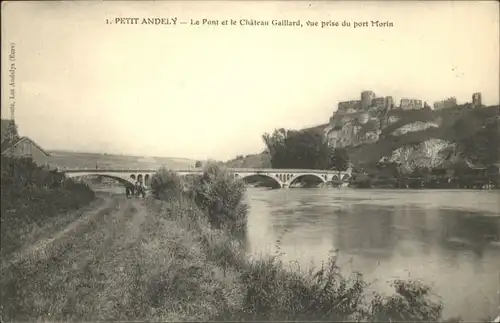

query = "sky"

[{"left": 1, "top": 1, "right": 499, "bottom": 161}]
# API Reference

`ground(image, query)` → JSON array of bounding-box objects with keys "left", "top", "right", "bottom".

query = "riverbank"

[
  {"left": 144, "top": 164, "right": 451, "bottom": 321},
  {"left": 1, "top": 161, "right": 496, "bottom": 321}
]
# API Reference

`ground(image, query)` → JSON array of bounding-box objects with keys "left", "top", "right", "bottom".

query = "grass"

[
  {"left": 1, "top": 160, "right": 458, "bottom": 322},
  {"left": 1, "top": 156, "right": 96, "bottom": 258},
  {"left": 147, "top": 161, "right": 446, "bottom": 322}
]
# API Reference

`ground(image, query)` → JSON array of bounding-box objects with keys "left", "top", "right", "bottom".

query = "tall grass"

[
  {"left": 1, "top": 156, "right": 95, "bottom": 257},
  {"left": 1, "top": 158, "right": 449, "bottom": 322},
  {"left": 151, "top": 161, "right": 247, "bottom": 234},
  {"left": 149, "top": 161, "right": 445, "bottom": 322}
]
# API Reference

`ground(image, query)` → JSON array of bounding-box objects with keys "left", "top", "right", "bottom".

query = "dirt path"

[
  {"left": 1, "top": 195, "right": 116, "bottom": 272},
  {"left": 0, "top": 194, "right": 151, "bottom": 321}
]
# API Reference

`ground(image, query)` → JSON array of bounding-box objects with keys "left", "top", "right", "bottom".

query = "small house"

[{"left": 1, "top": 136, "right": 50, "bottom": 167}]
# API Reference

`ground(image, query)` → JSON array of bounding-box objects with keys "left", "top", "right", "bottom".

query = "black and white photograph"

[{"left": 1, "top": 1, "right": 499, "bottom": 322}]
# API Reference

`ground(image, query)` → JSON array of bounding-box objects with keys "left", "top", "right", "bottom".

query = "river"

[{"left": 244, "top": 188, "right": 500, "bottom": 321}]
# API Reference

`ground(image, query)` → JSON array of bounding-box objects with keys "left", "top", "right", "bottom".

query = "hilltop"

[
  {"left": 342, "top": 104, "right": 499, "bottom": 170},
  {"left": 225, "top": 105, "right": 499, "bottom": 171},
  {"left": 48, "top": 150, "right": 197, "bottom": 170}
]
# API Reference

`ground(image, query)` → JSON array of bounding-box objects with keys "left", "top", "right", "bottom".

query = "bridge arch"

[
  {"left": 288, "top": 173, "right": 326, "bottom": 186},
  {"left": 238, "top": 173, "right": 282, "bottom": 188},
  {"left": 66, "top": 173, "right": 135, "bottom": 186}
]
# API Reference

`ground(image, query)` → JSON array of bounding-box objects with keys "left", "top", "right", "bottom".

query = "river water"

[{"left": 244, "top": 188, "right": 500, "bottom": 321}]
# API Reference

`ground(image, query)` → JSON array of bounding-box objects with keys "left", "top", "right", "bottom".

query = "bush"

[
  {"left": 230, "top": 253, "right": 367, "bottom": 321},
  {"left": 369, "top": 279, "right": 443, "bottom": 322},
  {"left": 147, "top": 162, "right": 445, "bottom": 323},
  {"left": 191, "top": 161, "right": 248, "bottom": 234},
  {"left": 151, "top": 161, "right": 248, "bottom": 235},
  {"left": 216, "top": 252, "right": 444, "bottom": 322},
  {"left": 150, "top": 167, "right": 185, "bottom": 201},
  {"left": 1, "top": 156, "right": 95, "bottom": 257}
]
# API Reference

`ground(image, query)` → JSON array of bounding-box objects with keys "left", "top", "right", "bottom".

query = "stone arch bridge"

[{"left": 61, "top": 168, "right": 351, "bottom": 189}]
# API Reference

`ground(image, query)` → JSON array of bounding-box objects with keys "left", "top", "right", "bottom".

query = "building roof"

[{"left": 1, "top": 136, "right": 50, "bottom": 156}]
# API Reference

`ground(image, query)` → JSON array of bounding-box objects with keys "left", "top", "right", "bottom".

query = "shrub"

[
  {"left": 150, "top": 167, "right": 185, "bottom": 201},
  {"left": 146, "top": 162, "right": 446, "bottom": 323},
  {"left": 369, "top": 279, "right": 443, "bottom": 322},
  {"left": 231, "top": 252, "right": 368, "bottom": 322},
  {"left": 216, "top": 251, "right": 444, "bottom": 322},
  {"left": 191, "top": 161, "right": 248, "bottom": 234}
]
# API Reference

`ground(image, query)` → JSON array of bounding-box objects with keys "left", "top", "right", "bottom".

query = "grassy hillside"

[
  {"left": 224, "top": 152, "right": 272, "bottom": 168},
  {"left": 48, "top": 151, "right": 196, "bottom": 170}
]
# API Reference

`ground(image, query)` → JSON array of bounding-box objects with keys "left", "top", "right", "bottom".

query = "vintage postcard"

[{"left": 1, "top": 1, "right": 499, "bottom": 322}]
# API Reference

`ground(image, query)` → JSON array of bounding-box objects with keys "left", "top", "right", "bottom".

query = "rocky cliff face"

[
  {"left": 325, "top": 111, "right": 382, "bottom": 148},
  {"left": 383, "top": 139, "right": 453, "bottom": 171},
  {"left": 325, "top": 105, "right": 499, "bottom": 170}
]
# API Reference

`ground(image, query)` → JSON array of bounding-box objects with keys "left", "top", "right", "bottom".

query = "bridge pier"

[{"left": 281, "top": 183, "right": 290, "bottom": 189}]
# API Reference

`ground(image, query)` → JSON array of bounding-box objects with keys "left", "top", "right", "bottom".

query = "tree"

[
  {"left": 2, "top": 120, "right": 19, "bottom": 144},
  {"left": 329, "top": 148, "right": 350, "bottom": 175},
  {"left": 262, "top": 128, "right": 331, "bottom": 169},
  {"left": 195, "top": 161, "right": 202, "bottom": 168},
  {"left": 262, "top": 128, "right": 289, "bottom": 167}
]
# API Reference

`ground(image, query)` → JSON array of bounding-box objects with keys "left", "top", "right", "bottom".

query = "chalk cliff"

[{"left": 324, "top": 105, "right": 499, "bottom": 171}]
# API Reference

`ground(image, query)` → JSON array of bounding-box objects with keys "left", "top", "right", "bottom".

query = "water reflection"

[{"left": 245, "top": 188, "right": 500, "bottom": 321}]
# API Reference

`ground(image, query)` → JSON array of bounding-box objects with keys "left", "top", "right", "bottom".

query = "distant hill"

[
  {"left": 224, "top": 152, "right": 272, "bottom": 168},
  {"left": 47, "top": 150, "right": 196, "bottom": 170}
]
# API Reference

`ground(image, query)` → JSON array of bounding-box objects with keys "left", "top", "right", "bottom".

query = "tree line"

[{"left": 261, "top": 128, "right": 350, "bottom": 171}]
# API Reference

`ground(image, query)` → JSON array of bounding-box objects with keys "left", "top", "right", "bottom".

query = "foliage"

[
  {"left": 195, "top": 160, "right": 202, "bottom": 168},
  {"left": 330, "top": 147, "right": 350, "bottom": 171},
  {"left": 150, "top": 167, "right": 185, "bottom": 200},
  {"left": 369, "top": 279, "right": 443, "bottom": 322},
  {"left": 218, "top": 252, "right": 444, "bottom": 322},
  {"left": 1, "top": 120, "right": 20, "bottom": 145},
  {"left": 228, "top": 253, "right": 368, "bottom": 321},
  {"left": 224, "top": 152, "right": 272, "bottom": 169},
  {"left": 1, "top": 158, "right": 450, "bottom": 322},
  {"left": 1, "top": 156, "right": 95, "bottom": 257},
  {"left": 191, "top": 161, "right": 248, "bottom": 234},
  {"left": 151, "top": 161, "right": 248, "bottom": 235},
  {"left": 147, "top": 163, "right": 445, "bottom": 322},
  {"left": 262, "top": 128, "right": 332, "bottom": 169},
  {"left": 457, "top": 115, "right": 500, "bottom": 166}
]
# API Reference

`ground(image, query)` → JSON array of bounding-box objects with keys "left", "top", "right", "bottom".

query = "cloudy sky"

[{"left": 1, "top": 1, "right": 498, "bottom": 160}]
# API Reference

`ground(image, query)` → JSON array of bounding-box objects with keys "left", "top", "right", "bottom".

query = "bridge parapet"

[{"left": 62, "top": 167, "right": 347, "bottom": 174}]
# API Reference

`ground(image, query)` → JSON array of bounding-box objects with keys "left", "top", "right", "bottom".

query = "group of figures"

[{"left": 125, "top": 181, "right": 146, "bottom": 198}]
